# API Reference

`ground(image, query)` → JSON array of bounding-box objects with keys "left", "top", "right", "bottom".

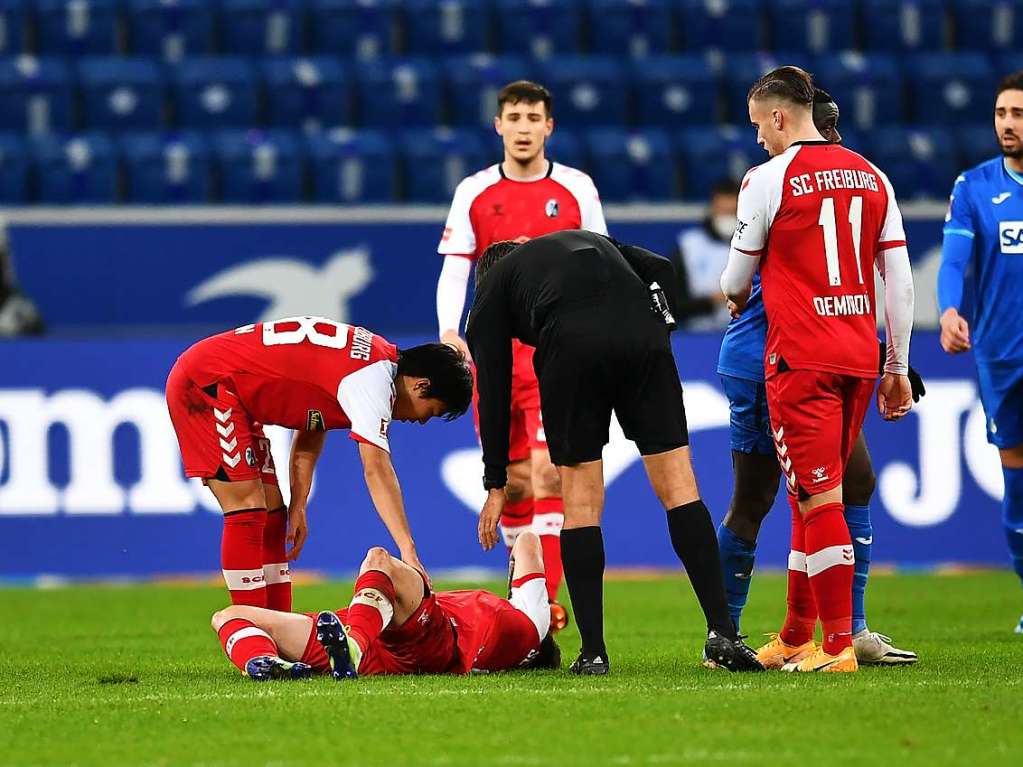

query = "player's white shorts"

[{"left": 510, "top": 577, "right": 551, "bottom": 640}]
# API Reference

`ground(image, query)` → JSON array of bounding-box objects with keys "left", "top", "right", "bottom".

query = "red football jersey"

[
  {"left": 177, "top": 316, "right": 399, "bottom": 450},
  {"left": 437, "top": 589, "right": 540, "bottom": 673},
  {"left": 731, "top": 141, "right": 907, "bottom": 379},
  {"left": 437, "top": 161, "right": 607, "bottom": 260}
]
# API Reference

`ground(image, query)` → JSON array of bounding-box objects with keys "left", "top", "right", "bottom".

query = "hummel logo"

[
  {"left": 993, "top": 192, "right": 1011, "bottom": 205},
  {"left": 855, "top": 536, "right": 873, "bottom": 545}
]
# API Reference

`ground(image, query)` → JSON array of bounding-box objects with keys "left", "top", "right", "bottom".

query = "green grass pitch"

[{"left": 2, "top": 572, "right": 1022, "bottom": 767}]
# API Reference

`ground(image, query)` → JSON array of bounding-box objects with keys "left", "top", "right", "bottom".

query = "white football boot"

[{"left": 852, "top": 629, "right": 918, "bottom": 665}]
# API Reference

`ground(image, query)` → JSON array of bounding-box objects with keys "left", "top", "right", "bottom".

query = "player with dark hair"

[
  {"left": 166, "top": 317, "right": 472, "bottom": 610},
  {"left": 211, "top": 532, "right": 560, "bottom": 680},
  {"left": 721, "top": 66, "right": 915, "bottom": 672},
  {"left": 469, "top": 230, "right": 764, "bottom": 675},
  {"left": 714, "top": 87, "right": 918, "bottom": 665},
  {"left": 436, "top": 79, "right": 607, "bottom": 629},
  {"left": 939, "top": 70, "right": 1023, "bottom": 633}
]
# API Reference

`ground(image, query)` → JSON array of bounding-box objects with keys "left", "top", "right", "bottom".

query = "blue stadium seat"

[
  {"left": 862, "top": 0, "right": 946, "bottom": 51},
  {"left": 587, "top": 0, "right": 672, "bottom": 57},
  {"left": 36, "top": 0, "right": 121, "bottom": 55},
  {"left": 445, "top": 55, "right": 535, "bottom": 127},
  {"left": 121, "top": 131, "right": 212, "bottom": 202},
  {"left": 953, "top": 0, "right": 1023, "bottom": 52},
  {"left": 545, "top": 129, "right": 585, "bottom": 170},
  {"left": 676, "top": 126, "right": 761, "bottom": 200},
  {"left": 632, "top": 55, "right": 717, "bottom": 126},
  {"left": 0, "top": 57, "right": 74, "bottom": 135},
  {"left": 954, "top": 125, "right": 999, "bottom": 172},
  {"left": 213, "top": 129, "right": 305, "bottom": 203},
  {"left": 494, "top": 0, "right": 582, "bottom": 59},
  {"left": 171, "top": 57, "right": 260, "bottom": 130},
  {"left": 813, "top": 52, "right": 903, "bottom": 131},
  {"left": 536, "top": 56, "right": 628, "bottom": 127},
  {"left": 309, "top": 0, "right": 399, "bottom": 59},
  {"left": 866, "top": 127, "right": 958, "bottom": 200},
  {"left": 766, "top": 0, "right": 855, "bottom": 54},
  {"left": 306, "top": 128, "right": 397, "bottom": 202},
  {"left": 261, "top": 57, "right": 350, "bottom": 131},
  {"left": 125, "top": 0, "right": 214, "bottom": 62},
  {"left": 32, "top": 133, "right": 120, "bottom": 203},
  {"left": 0, "top": 1, "right": 28, "bottom": 56},
  {"left": 78, "top": 57, "right": 165, "bottom": 132},
  {"left": 678, "top": 0, "right": 763, "bottom": 52},
  {"left": 220, "top": 0, "right": 306, "bottom": 56},
  {"left": 905, "top": 53, "right": 995, "bottom": 126},
  {"left": 398, "top": 127, "right": 487, "bottom": 202},
  {"left": 585, "top": 128, "right": 675, "bottom": 201},
  {"left": 354, "top": 58, "right": 441, "bottom": 127},
  {"left": 0, "top": 133, "right": 29, "bottom": 202},
  {"left": 723, "top": 52, "right": 813, "bottom": 122},
  {"left": 403, "top": 0, "right": 490, "bottom": 55},
  {"left": 997, "top": 53, "right": 1023, "bottom": 80}
]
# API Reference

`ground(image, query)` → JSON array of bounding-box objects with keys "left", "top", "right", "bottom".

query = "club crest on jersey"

[
  {"left": 245, "top": 446, "right": 257, "bottom": 468},
  {"left": 306, "top": 409, "right": 325, "bottom": 432},
  {"left": 545, "top": 198, "right": 559, "bottom": 218}
]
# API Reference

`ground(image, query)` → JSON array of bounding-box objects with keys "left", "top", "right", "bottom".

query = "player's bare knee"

[
  {"left": 211, "top": 605, "right": 241, "bottom": 631},
  {"left": 505, "top": 479, "right": 530, "bottom": 504},
  {"left": 360, "top": 546, "right": 395, "bottom": 574},
  {"left": 533, "top": 463, "right": 561, "bottom": 497},
  {"left": 513, "top": 530, "right": 542, "bottom": 558}
]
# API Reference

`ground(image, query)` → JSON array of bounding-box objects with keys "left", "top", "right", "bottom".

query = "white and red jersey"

[
  {"left": 437, "top": 589, "right": 541, "bottom": 673},
  {"left": 177, "top": 317, "right": 398, "bottom": 451},
  {"left": 731, "top": 141, "right": 907, "bottom": 379},
  {"left": 438, "top": 161, "right": 607, "bottom": 260}
]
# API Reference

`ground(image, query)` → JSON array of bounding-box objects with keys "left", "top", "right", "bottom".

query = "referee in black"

[{"left": 467, "top": 230, "right": 763, "bottom": 674}]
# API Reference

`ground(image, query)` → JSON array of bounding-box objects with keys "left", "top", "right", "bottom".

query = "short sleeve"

[
  {"left": 438, "top": 178, "right": 478, "bottom": 257},
  {"left": 336, "top": 360, "right": 397, "bottom": 452}
]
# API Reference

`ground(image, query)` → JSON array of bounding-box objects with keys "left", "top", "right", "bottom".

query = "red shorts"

[
  {"left": 472, "top": 341, "right": 546, "bottom": 463},
  {"left": 300, "top": 592, "right": 458, "bottom": 676},
  {"left": 166, "top": 356, "right": 278, "bottom": 485},
  {"left": 766, "top": 370, "right": 874, "bottom": 497}
]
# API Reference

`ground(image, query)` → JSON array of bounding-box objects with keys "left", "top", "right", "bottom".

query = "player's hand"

[
  {"left": 877, "top": 373, "right": 913, "bottom": 421},
  {"left": 478, "top": 489, "right": 505, "bottom": 551},
  {"left": 286, "top": 506, "right": 308, "bottom": 561},
  {"left": 939, "top": 308, "right": 971, "bottom": 354},
  {"left": 907, "top": 365, "right": 926, "bottom": 402},
  {"left": 726, "top": 299, "right": 741, "bottom": 319},
  {"left": 401, "top": 547, "right": 431, "bottom": 589},
  {"left": 440, "top": 330, "right": 471, "bottom": 363}
]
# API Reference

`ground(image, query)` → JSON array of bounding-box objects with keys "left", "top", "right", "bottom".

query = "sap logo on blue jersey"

[{"left": 999, "top": 221, "right": 1023, "bottom": 254}]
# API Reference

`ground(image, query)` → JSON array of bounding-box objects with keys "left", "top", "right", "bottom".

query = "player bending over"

[
  {"left": 212, "top": 532, "right": 559, "bottom": 680},
  {"left": 714, "top": 88, "right": 917, "bottom": 665},
  {"left": 167, "top": 317, "right": 472, "bottom": 611}
]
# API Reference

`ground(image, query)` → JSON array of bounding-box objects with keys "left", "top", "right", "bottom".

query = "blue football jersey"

[
  {"left": 717, "top": 271, "right": 767, "bottom": 382},
  {"left": 942, "top": 158, "right": 1023, "bottom": 364}
]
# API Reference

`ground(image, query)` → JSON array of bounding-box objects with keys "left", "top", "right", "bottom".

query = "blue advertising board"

[{"left": 0, "top": 332, "right": 1006, "bottom": 580}]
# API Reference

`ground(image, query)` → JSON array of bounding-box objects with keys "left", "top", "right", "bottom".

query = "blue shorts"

[
  {"left": 720, "top": 374, "right": 774, "bottom": 456},
  {"left": 976, "top": 361, "right": 1023, "bottom": 449}
]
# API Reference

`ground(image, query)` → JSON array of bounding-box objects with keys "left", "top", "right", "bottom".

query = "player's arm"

[
  {"left": 720, "top": 169, "right": 770, "bottom": 313},
  {"left": 437, "top": 179, "right": 479, "bottom": 359},
  {"left": 873, "top": 169, "right": 915, "bottom": 421},
  {"left": 937, "top": 174, "right": 975, "bottom": 354},
  {"left": 285, "top": 429, "right": 327, "bottom": 560},
  {"left": 579, "top": 174, "right": 609, "bottom": 235},
  {"left": 466, "top": 276, "right": 514, "bottom": 550}
]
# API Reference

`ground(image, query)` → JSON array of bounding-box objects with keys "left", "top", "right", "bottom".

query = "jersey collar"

[
  {"left": 790, "top": 139, "right": 832, "bottom": 147},
  {"left": 1004, "top": 158, "right": 1023, "bottom": 187},
  {"left": 499, "top": 160, "right": 553, "bottom": 183}
]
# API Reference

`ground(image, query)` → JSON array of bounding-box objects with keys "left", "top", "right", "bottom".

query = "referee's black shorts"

[{"left": 533, "top": 303, "right": 689, "bottom": 467}]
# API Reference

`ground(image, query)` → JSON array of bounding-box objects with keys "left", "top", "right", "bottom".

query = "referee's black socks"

[
  {"left": 560, "top": 525, "right": 608, "bottom": 658},
  {"left": 666, "top": 501, "right": 737, "bottom": 640}
]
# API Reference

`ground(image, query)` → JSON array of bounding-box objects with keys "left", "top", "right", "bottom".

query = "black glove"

[{"left": 907, "top": 365, "right": 926, "bottom": 402}]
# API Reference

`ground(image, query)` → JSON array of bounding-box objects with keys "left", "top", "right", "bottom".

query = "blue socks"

[
  {"left": 1002, "top": 466, "right": 1023, "bottom": 588},
  {"left": 844, "top": 504, "right": 872, "bottom": 635},
  {"left": 717, "top": 524, "right": 757, "bottom": 633}
]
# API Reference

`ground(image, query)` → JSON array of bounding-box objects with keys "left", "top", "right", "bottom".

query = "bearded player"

[
  {"left": 211, "top": 532, "right": 558, "bottom": 680},
  {"left": 166, "top": 316, "right": 472, "bottom": 611},
  {"left": 721, "top": 67, "right": 915, "bottom": 672},
  {"left": 436, "top": 80, "right": 607, "bottom": 628},
  {"left": 714, "top": 88, "right": 918, "bottom": 665}
]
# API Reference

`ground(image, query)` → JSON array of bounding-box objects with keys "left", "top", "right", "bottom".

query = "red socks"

[
  {"left": 804, "top": 502, "right": 855, "bottom": 655},
  {"left": 533, "top": 496, "right": 564, "bottom": 602},
  {"left": 500, "top": 497, "right": 534, "bottom": 548},
  {"left": 344, "top": 570, "right": 397, "bottom": 660},
  {"left": 263, "top": 506, "right": 292, "bottom": 611},
  {"left": 218, "top": 618, "right": 277, "bottom": 673},
  {"left": 780, "top": 498, "right": 817, "bottom": 647},
  {"left": 222, "top": 508, "right": 267, "bottom": 607}
]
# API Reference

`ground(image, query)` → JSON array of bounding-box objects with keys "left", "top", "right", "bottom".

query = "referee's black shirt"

[{"left": 466, "top": 230, "right": 678, "bottom": 490}]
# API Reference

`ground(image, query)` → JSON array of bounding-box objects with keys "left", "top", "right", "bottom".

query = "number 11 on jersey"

[{"left": 818, "top": 196, "right": 865, "bottom": 288}]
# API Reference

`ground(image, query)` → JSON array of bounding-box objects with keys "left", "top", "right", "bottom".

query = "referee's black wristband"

[{"left": 483, "top": 476, "right": 506, "bottom": 491}]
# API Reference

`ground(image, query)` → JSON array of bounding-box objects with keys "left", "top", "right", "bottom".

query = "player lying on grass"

[
  {"left": 167, "top": 317, "right": 472, "bottom": 611},
  {"left": 211, "top": 532, "right": 559, "bottom": 680}
]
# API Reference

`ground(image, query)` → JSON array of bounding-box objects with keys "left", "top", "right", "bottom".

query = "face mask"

[{"left": 711, "top": 214, "right": 738, "bottom": 241}]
